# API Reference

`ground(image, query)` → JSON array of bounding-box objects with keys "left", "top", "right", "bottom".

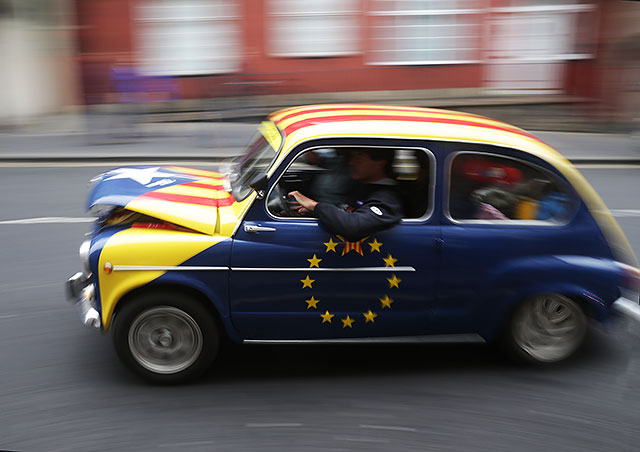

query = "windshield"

[{"left": 230, "top": 124, "right": 280, "bottom": 201}]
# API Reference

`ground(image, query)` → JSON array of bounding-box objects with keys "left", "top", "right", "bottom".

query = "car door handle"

[{"left": 244, "top": 224, "right": 277, "bottom": 233}]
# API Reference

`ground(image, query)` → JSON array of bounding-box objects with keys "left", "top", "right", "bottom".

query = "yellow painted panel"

[
  {"left": 126, "top": 197, "right": 218, "bottom": 235},
  {"left": 98, "top": 228, "right": 228, "bottom": 330}
]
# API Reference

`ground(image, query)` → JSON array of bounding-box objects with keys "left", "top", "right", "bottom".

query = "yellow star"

[
  {"left": 305, "top": 296, "right": 320, "bottom": 309},
  {"left": 321, "top": 311, "right": 334, "bottom": 323},
  {"left": 301, "top": 275, "right": 315, "bottom": 288},
  {"left": 307, "top": 254, "right": 322, "bottom": 268},
  {"left": 383, "top": 254, "right": 397, "bottom": 267},
  {"left": 387, "top": 274, "right": 401, "bottom": 288},
  {"left": 363, "top": 310, "right": 378, "bottom": 323},
  {"left": 324, "top": 238, "right": 338, "bottom": 253},
  {"left": 379, "top": 295, "right": 394, "bottom": 309},
  {"left": 341, "top": 315, "right": 354, "bottom": 328},
  {"left": 368, "top": 238, "right": 383, "bottom": 253}
]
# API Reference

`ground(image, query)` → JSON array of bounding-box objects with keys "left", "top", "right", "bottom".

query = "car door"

[
  {"left": 229, "top": 141, "right": 440, "bottom": 340},
  {"left": 437, "top": 147, "right": 585, "bottom": 336}
]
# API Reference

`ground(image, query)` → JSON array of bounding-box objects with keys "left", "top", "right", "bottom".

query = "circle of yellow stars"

[{"left": 299, "top": 236, "right": 402, "bottom": 328}]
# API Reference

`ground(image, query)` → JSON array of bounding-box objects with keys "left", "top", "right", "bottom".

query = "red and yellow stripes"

[
  {"left": 137, "top": 170, "right": 234, "bottom": 208},
  {"left": 125, "top": 168, "right": 237, "bottom": 235},
  {"left": 269, "top": 104, "right": 545, "bottom": 145}
]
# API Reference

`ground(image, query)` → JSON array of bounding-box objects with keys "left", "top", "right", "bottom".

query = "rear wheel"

[
  {"left": 113, "top": 291, "right": 219, "bottom": 383},
  {"left": 505, "top": 293, "right": 587, "bottom": 364}
]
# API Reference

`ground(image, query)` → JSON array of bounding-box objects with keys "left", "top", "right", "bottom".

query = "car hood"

[{"left": 88, "top": 165, "right": 238, "bottom": 235}]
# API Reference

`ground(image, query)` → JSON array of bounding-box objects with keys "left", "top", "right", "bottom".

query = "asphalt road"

[{"left": 0, "top": 164, "right": 639, "bottom": 452}]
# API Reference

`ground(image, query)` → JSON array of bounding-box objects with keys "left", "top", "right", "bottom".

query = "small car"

[{"left": 66, "top": 104, "right": 640, "bottom": 383}]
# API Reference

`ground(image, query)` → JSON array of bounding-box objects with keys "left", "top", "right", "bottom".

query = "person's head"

[{"left": 348, "top": 149, "right": 394, "bottom": 183}]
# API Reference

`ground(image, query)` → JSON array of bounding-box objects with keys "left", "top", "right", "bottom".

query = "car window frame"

[
  {"left": 444, "top": 149, "right": 579, "bottom": 227},
  {"left": 264, "top": 144, "right": 437, "bottom": 223}
]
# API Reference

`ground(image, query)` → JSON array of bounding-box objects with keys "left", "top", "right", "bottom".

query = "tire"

[
  {"left": 504, "top": 293, "right": 587, "bottom": 364},
  {"left": 112, "top": 291, "right": 219, "bottom": 383}
]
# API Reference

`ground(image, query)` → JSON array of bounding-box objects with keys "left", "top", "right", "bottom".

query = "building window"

[
  {"left": 368, "top": 0, "right": 484, "bottom": 65},
  {"left": 136, "top": 0, "right": 241, "bottom": 76},
  {"left": 488, "top": 1, "right": 598, "bottom": 61},
  {"left": 268, "top": 0, "right": 360, "bottom": 57}
]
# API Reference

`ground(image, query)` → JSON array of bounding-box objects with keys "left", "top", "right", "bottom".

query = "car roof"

[
  {"left": 266, "top": 104, "right": 637, "bottom": 266},
  {"left": 268, "top": 104, "right": 558, "bottom": 162}
]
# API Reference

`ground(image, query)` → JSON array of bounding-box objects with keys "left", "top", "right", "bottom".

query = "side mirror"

[{"left": 249, "top": 174, "right": 268, "bottom": 199}]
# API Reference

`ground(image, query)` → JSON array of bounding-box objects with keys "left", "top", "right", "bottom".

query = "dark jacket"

[{"left": 314, "top": 180, "right": 403, "bottom": 241}]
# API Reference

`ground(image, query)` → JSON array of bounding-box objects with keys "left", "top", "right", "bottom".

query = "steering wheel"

[{"left": 267, "top": 184, "right": 295, "bottom": 216}]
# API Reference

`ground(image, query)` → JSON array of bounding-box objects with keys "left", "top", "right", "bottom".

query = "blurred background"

[{"left": 0, "top": 0, "right": 639, "bottom": 133}]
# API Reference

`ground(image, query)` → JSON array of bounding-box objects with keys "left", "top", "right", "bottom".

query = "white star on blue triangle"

[{"left": 103, "top": 167, "right": 192, "bottom": 185}]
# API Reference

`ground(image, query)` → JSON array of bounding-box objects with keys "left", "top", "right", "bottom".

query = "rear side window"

[{"left": 448, "top": 153, "right": 575, "bottom": 223}]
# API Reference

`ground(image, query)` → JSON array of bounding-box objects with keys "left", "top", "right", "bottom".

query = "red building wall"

[{"left": 74, "top": 0, "right": 605, "bottom": 104}]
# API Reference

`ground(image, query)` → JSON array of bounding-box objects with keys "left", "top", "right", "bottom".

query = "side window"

[
  {"left": 448, "top": 153, "right": 575, "bottom": 223},
  {"left": 267, "top": 147, "right": 432, "bottom": 219},
  {"left": 395, "top": 149, "right": 432, "bottom": 219}
]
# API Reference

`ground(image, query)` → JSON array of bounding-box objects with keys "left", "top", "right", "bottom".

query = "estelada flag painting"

[{"left": 88, "top": 165, "right": 237, "bottom": 235}]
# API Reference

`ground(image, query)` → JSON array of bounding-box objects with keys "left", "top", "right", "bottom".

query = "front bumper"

[{"left": 66, "top": 272, "right": 101, "bottom": 330}]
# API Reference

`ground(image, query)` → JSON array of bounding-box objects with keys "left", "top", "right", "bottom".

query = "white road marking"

[
  {"left": 245, "top": 423, "right": 303, "bottom": 428},
  {"left": 574, "top": 164, "right": 640, "bottom": 169},
  {"left": 2, "top": 281, "right": 61, "bottom": 293},
  {"left": 0, "top": 217, "right": 95, "bottom": 225},
  {"left": 608, "top": 209, "right": 640, "bottom": 217},
  {"left": 0, "top": 315, "right": 18, "bottom": 320},
  {"left": 0, "top": 161, "right": 223, "bottom": 168},
  {"left": 359, "top": 424, "right": 417, "bottom": 433}
]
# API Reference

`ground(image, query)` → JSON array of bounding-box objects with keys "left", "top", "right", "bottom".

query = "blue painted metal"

[
  {"left": 229, "top": 140, "right": 441, "bottom": 339},
  {"left": 145, "top": 238, "right": 242, "bottom": 342}
]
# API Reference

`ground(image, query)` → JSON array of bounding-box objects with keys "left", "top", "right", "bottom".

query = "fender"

[
  {"left": 475, "top": 255, "right": 623, "bottom": 340},
  {"left": 114, "top": 273, "right": 243, "bottom": 343},
  {"left": 94, "top": 228, "right": 231, "bottom": 330}
]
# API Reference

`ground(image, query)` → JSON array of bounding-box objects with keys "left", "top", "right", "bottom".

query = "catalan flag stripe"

[
  {"left": 140, "top": 191, "right": 235, "bottom": 207},
  {"left": 157, "top": 184, "right": 227, "bottom": 198},
  {"left": 165, "top": 166, "right": 224, "bottom": 179},
  {"left": 280, "top": 114, "right": 541, "bottom": 143},
  {"left": 272, "top": 105, "right": 486, "bottom": 123},
  {"left": 182, "top": 181, "right": 225, "bottom": 190}
]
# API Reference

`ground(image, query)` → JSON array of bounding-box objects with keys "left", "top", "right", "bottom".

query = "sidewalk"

[{"left": 1, "top": 114, "right": 639, "bottom": 164}]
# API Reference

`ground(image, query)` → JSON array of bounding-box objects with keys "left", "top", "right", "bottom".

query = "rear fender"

[{"left": 477, "top": 255, "right": 622, "bottom": 340}]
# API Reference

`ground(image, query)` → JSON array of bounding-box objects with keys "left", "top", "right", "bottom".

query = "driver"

[{"left": 288, "top": 148, "right": 402, "bottom": 241}]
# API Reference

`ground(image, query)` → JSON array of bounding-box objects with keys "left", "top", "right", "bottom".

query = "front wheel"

[
  {"left": 112, "top": 291, "right": 219, "bottom": 383},
  {"left": 504, "top": 293, "right": 587, "bottom": 364}
]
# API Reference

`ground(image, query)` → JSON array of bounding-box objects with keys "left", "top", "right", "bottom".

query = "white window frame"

[
  {"left": 486, "top": 3, "right": 599, "bottom": 62},
  {"left": 367, "top": 1, "right": 486, "bottom": 66},
  {"left": 135, "top": 0, "right": 241, "bottom": 76},
  {"left": 267, "top": 0, "right": 361, "bottom": 58}
]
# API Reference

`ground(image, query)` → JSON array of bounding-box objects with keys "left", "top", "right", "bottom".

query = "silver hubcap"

[
  {"left": 129, "top": 306, "right": 203, "bottom": 374},
  {"left": 513, "top": 294, "right": 586, "bottom": 363}
]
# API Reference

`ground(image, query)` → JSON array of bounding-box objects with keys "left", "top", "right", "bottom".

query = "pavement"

[{"left": 1, "top": 112, "right": 639, "bottom": 164}]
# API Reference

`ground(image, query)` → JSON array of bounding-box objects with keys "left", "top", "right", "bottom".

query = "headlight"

[{"left": 79, "top": 239, "right": 92, "bottom": 275}]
